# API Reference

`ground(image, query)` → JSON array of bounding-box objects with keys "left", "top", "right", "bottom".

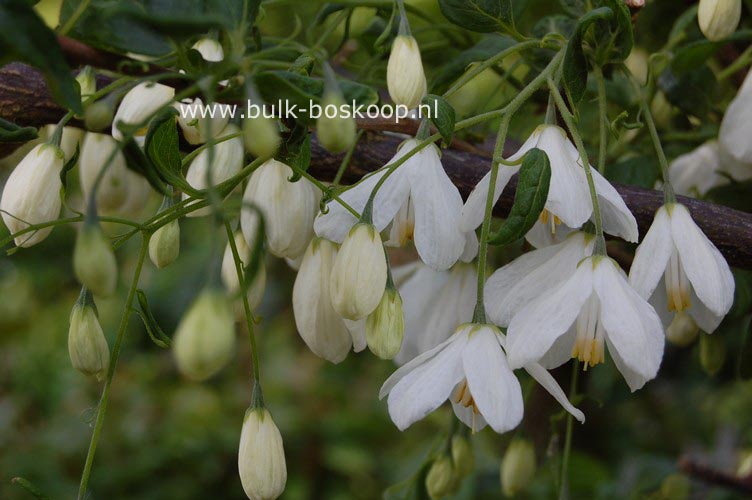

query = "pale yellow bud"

[
  {"left": 243, "top": 115, "right": 281, "bottom": 160},
  {"left": 73, "top": 224, "right": 118, "bottom": 297},
  {"left": 650, "top": 91, "right": 672, "bottom": 129},
  {"left": 173, "top": 289, "right": 235, "bottom": 381},
  {"left": 666, "top": 311, "right": 699, "bottom": 347},
  {"left": 112, "top": 82, "right": 175, "bottom": 142},
  {"left": 238, "top": 407, "right": 287, "bottom": 500},
  {"left": 501, "top": 439, "right": 536, "bottom": 497},
  {"left": 387, "top": 35, "right": 427, "bottom": 109},
  {"left": 425, "top": 456, "right": 456, "bottom": 499},
  {"left": 316, "top": 92, "right": 356, "bottom": 153},
  {"left": 85, "top": 100, "right": 114, "bottom": 132},
  {"left": 222, "top": 231, "right": 251, "bottom": 293},
  {"left": 79, "top": 132, "right": 131, "bottom": 214},
  {"left": 698, "top": 0, "right": 741, "bottom": 41},
  {"left": 149, "top": 220, "right": 180, "bottom": 269},
  {"left": 330, "top": 223, "right": 388, "bottom": 320},
  {"left": 625, "top": 48, "right": 649, "bottom": 86},
  {"left": 68, "top": 299, "right": 110, "bottom": 380},
  {"left": 451, "top": 435, "right": 474, "bottom": 478},
  {"left": 175, "top": 98, "right": 231, "bottom": 145},
  {"left": 366, "top": 287, "right": 404, "bottom": 359}
]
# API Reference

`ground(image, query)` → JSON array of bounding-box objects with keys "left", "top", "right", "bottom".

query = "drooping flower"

[
  {"left": 461, "top": 125, "right": 638, "bottom": 247},
  {"left": 112, "top": 82, "right": 175, "bottom": 143},
  {"left": 507, "top": 256, "right": 664, "bottom": 392},
  {"left": 380, "top": 323, "right": 584, "bottom": 433},
  {"left": 720, "top": 69, "right": 752, "bottom": 164},
  {"left": 629, "top": 203, "right": 734, "bottom": 333},
  {"left": 0, "top": 143, "right": 64, "bottom": 247},
  {"left": 238, "top": 406, "right": 287, "bottom": 500},
  {"left": 668, "top": 141, "right": 737, "bottom": 197},
  {"left": 315, "top": 140, "right": 472, "bottom": 270},
  {"left": 698, "top": 0, "right": 741, "bottom": 42},
  {"left": 386, "top": 35, "right": 427, "bottom": 109},
  {"left": 176, "top": 98, "right": 232, "bottom": 145}
]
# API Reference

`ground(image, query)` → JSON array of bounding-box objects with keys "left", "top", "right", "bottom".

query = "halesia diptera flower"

[
  {"left": 500, "top": 438, "right": 536, "bottom": 497},
  {"left": 668, "top": 140, "right": 750, "bottom": 197},
  {"left": 698, "top": 0, "right": 741, "bottom": 41},
  {"left": 149, "top": 219, "right": 181, "bottom": 269},
  {"left": 386, "top": 35, "right": 427, "bottom": 109},
  {"left": 238, "top": 407, "right": 287, "bottom": 500},
  {"left": 243, "top": 115, "right": 281, "bottom": 160},
  {"left": 73, "top": 222, "right": 118, "bottom": 297},
  {"left": 112, "top": 82, "right": 174, "bottom": 143},
  {"left": 720, "top": 70, "right": 752, "bottom": 164},
  {"left": 176, "top": 98, "right": 232, "bottom": 145},
  {"left": 68, "top": 289, "right": 110, "bottom": 381},
  {"left": 425, "top": 455, "right": 456, "bottom": 499},
  {"left": 316, "top": 91, "right": 356, "bottom": 154},
  {"left": 366, "top": 287, "right": 404, "bottom": 360}
]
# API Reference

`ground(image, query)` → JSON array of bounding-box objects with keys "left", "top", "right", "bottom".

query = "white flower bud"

[
  {"left": 366, "top": 287, "right": 404, "bottom": 359},
  {"left": 68, "top": 294, "right": 109, "bottom": 381},
  {"left": 173, "top": 289, "right": 235, "bottom": 381},
  {"left": 329, "top": 223, "right": 387, "bottom": 320},
  {"left": 451, "top": 435, "right": 474, "bottom": 478},
  {"left": 183, "top": 124, "right": 244, "bottom": 217},
  {"left": 0, "top": 144, "right": 64, "bottom": 247},
  {"left": 293, "top": 238, "right": 354, "bottom": 363},
  {"left": 316, "top": 92, "right": 356, "bottom": 153},
  {"left": 112, "top": 82, "right": 175, "bottom": 142},
  {"left": 222, "top": 231, "right": 252, "bottom": 293},
  {"left": 241, "top": 159, "right": 319, "bottom": 259},
  {"left": 666, "top": 311, "right": 700, "bottom": 347},
  {"left": 149, "top": 219, "right": 180, "bottom": 269},
  {"left": 80, "top": 132, "right": 133, "bottom": 214},
  {"left": 238, "top": 407, "right": 287, "bottom": 500},
  {"left": 698, "top": 0, "right": 741, "bottom": 41},
  {"left": 73, "top": 223, "right": 118, "bottom": 297},
  {"left": 501, "top": 439, "right": 536, "bottom": 497},
  {"left": 387, "top": 35, "right": 427, "bottom": 109},
  {"left": 192, "top": 38, "right": 224, "bottom": 62},
  {"left": 176, "top": 98, "right": 232, "bottom": 145},
  {"left": 425, "top": 456, "right": 456, "bottom": 499},
  {"left": 243, "top": 115, "right": 281, "bottom": 160}
]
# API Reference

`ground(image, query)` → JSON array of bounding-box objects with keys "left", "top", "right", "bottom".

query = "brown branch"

[{"left": 678, "top": 456, "right": 752, "bottom": 494}]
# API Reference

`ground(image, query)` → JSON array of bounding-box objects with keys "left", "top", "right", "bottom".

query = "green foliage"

[
  {"left": 422, "top": 94, "right": 456, "bottom": 145},
  {"left": 0, "top": 118, "right": 38, "bottom": 143},
  {"left": 438, "top": 0, "right": 515, "bottom": 34}
]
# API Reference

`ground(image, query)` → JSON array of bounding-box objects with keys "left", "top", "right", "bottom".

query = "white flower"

[
  {"left": 176, "top": 98, "right": 232, "bottom": 145},
  {"left": 184, "top": 124, "right": 244, "bottom": 217},
  {"left": 485, "top": 232, "right": 595, "bottom": 328},
  {"left": 720, "top": 70, "right": 752, "bottom": 164},
  {"left": 192, "top": 38, "right": 224, "bottom": 62},
  {"left": 386, "top": 35, "right": 427, "bottom": 109},
  {"left": 380, "top": 323, "right": 584, "bottom": 433},
  {"left": 507, "top": 256, "right": 664, "bottom": 392},
  {"left": 242, "top": 158, "right": 320, "bottom": 259},
  {"left": 112, "top": 82, "right": 175, "bottom": 143},
  {"left": 0, "top": 144, "right": 64, "bottom": 247},
  {"left": 698, "top": 0, "right": 741, "bottom": 42},
  {"left": 315, "top": 140, "right": 472, "bottom": 270},
  {"left": 394, "top": 261, "right": 477, "bottom": 365},
  {"left": 629, "top": 203, "right": 734, "bottom": 333},
  {"left": 460, "top": 125, "right": 638, "bottom": 247},
  {"left": 668, "top": 141, "right": 731, "bottom": 197},
  {"left": 293, "top": 238, "right": 366, "bottom": 362},
  {"left": 238, "top": 407, "right": 287, "bottom": 500}
]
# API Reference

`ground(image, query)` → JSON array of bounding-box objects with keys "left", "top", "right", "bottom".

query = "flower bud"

[
  {"left": 666, "top": 311, "right": 700, "bottom": 347},
  {"left": 238, "top": 407, "right": 287, "bottom": 500},
  {"left": 0, "top": 144, "right": 64, "bottom": 247},
  {"left": 330, "top": 223, "right": 388, "bottom": 320},
  {"left": 698, "top": 0, "right": 741, "bottom": 41},
  {"left": 293, "top": 238, "right": 355, "bottom": 363},
  {"left": 192, "top": 38, "right": 224, "bottom": 62},
  {"left": 242, "top": 159, "right": 319, "bottom": 259},
  {"left": 245, "top": 264, "right": 267, "bottom": 311},
  {"left": 173, "top": 289, "right": 235, "bottom": 381},
  {"left": 183, "top": 124, "right": 244, "bottom": 217},
  {"left": 650, "top": 91, "right": 672, "bottom": 129},
  {"left": 112, "top": 82, "right": 175, "bottom": 143},
  {"left": 222, "top": 231, "right": 252, "bottom": 293},
  {"left": 451, "top": 435, "right": 474, "bottom": 478},
  {"left": 366, "top": 287, "right": 404, "bottom": 359},
  {"left": 625, "top": 48, "right": 649, "bottom": 86},
  {"left": 425, "top": 456, "right": 456, "bottom": 499},
  {"left": 84, "top": 100, "right": 114, "bottom": 132},
  {"left": 175, "top": 98, "right": 232, "bottom": 145},
  {"left": 316, "top": 92, "right": 356, "bottom": 153},
  {"left": 80, "top": 132, "right": 133, "bottom": 214},
  {"left": 76, "top": 67, "right": 96, "bottom": 102},
  {"left": 243, "top": 115, "right": 281, "bottom": 159},
  {"left": 73, "top": 222, "right": 118, "bottom": 297},
  {"left": 387, "top": 35, "right": 427, "bottom": 109},
  {"left": 700, "top": 333, "right": 726, "bottom": 376},
  {"left": 659, "top": 474, "right": 690, "bottom": 500},
  {"left": 500, "top": 438, "right": 536, "bottom": 497},
  {"left": 149, "top": 219, "right": 180, "bottom": 269},
  {"left": 68, "top": 291, "right": 109, "bottom": 380}
]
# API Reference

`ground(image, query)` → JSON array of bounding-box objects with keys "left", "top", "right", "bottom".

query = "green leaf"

[
  {"left": 562, "top": 6, "right": 614, "bottom": 104},
  {"left": 122, "top": 139, "right": 170, "bottom": 195},
  {"left": 431, "top": 35, "right": 516, "bottom": 93},
  {"left": 422, "top": 95, "right": 456, "bottom": 145},
  {"left": 658, "top": 64, "right": 718, "bottom": 119},
  {"left": 11, "top": 477, "right": 49, "bottom": 500},
  {"left": 438, "top": 0, "right": 515, "bottom": 34},
  {"left": 0, "top": 117, "right": 38, "bottom": 143},
  {"left": 604, "top": 155, "right": 659, "bottom": 189},
  {"left": 489, "top": 148, "right": 551, "bottom": 245},
  {"left": 280, "top": 124, "right": 312, "bottom": 182},
  {"left": 135, "top": 289, "right": 171, "bottom": 348},
  {"left": 144, "top": 108, "right": 188, "bottom": 190},
  {"left": 672, "top": 30, "right": 752, "bottom": 75},
  {"left": 594, "top": 0, "right": 633, "bottom": 62},
  {"left": 0, "top": 0, "right": 82, "bottom": 114}
]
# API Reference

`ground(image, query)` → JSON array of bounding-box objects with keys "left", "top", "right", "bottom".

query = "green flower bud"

[
  {"left": 76, "top": 67, "right": 96, "bottom": 102},
  {"left": 666, "top": 311, "right": 699, "bottom": 347},
  {"left": 366, "top": 287, "right": 404, "bottom": 359},
  {"left": 85, "top": 100, "right": 114, "bottom": 132},
  {"left": 698, "top": 0, "right": 741, "bottom": 42},
  {"left": 650, "top": 91, "right": 673, "bottom": 129},
  {"left": 68, "top": 290, "right": 109, "bottom": 380},
  {"left": 74, "top": 223, "right": 117, "bottom": 297},
  {"left": 659, "top": 474, "right": 690, "bottom": 500},
  {"left": 172, "top": 289, "right": 235, "bottom": 381},
  {"left": 149, "top": 220, "right": 180, "bottom": 269},
  {"left": 316, "top": 92, "right": 356, "bottom": 154},
  {"left": 387, "top": 35, "right": 427, "bottom": 109},
  {"left": 700, "top": 333, "right": 726, "bottom": 376},
  {"left": 451, "top": 435, "right": 475, "bottom": 478},
  {"left": 425, "top": 456, "right": 456, "bottom": 499},
  {"left": 238, "top": 407, "right": 287, "bottom": 500},
  {"left": 500, "top": 438, "right": 536, "bottom": 497},
  {"left": 243, "top": 115, "right": 281, "bottom": 160}
]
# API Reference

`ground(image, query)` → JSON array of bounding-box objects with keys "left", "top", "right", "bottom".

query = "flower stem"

[
  {"left": 559, "top": 360, "right": 579, "bottom": 500},
  {"left": 77, "top": 235, "right": 149, "bottom": 499},
  {"left": 593, "top": 65, "right": 608, "bottom": 175}
]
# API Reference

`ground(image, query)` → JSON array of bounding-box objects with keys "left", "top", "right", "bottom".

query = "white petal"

[
  {"left": 451, "top": 399, "right": 488, "bottom": 432},
  {"left": 629, "top": 205, "right": 674, "bottom": 299},
  {"left": 720, "top": 72, "right": 752, "bottom": 164},
  {"left": 591, "top": 169, "right": 638, "bottom": 242},
  {"left": 459, "top": 166, "right": 517, "bottom": 232},
  {"left": 460, "top": 230, "right": 479, "bottom": 262},
  {"left": 345, "top": 319, "right": 367, "bottom": 352},
  {"left": 463, "top": 327, "right": 523, "bottom": 433},
  {"left": 688, "top": 288, "right": 725, "bottom": 333},
  {"left": 524, "top": 362, "right": 585, "bottom": 423},
  {"left": 538, "top": 326, "right": 577, "bottom": 369},
  {"left": 524, "top": 219, "right": 573, "bottom": 248}
]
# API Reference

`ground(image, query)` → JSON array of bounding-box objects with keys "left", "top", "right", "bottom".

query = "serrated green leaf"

[
  {"left": 136, "top": 289, "right": 171, "bottom": 348},
  {"left": 0, "top": 118, "right": 38, "bottom": 143},
  {"left": 489, "top": 148, "right": 551, "bottom": 245},
  {"left": 438, "top": 0, "right": 515, "bottom": 34},
  {"left": 422, "top": 94, "right": 456, "bottom": 145},
  {"left": 562, "top": 6, "right": 614, "bottom": 104},
  {"left": 122, "top": 139, "right": 170, "bottom": 195},
  {"left": 144, "top": 108, "right": 192, "bottom": 193}
]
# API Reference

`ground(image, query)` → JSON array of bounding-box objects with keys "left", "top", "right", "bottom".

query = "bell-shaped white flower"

[
  {"left": 184, "top": 124, "right": 244, "bottom": 217},
  {"left": 386, "top": 35, "right": 427, "bottom": 109},
  {"left": 315, "top": 140, "right": 471, "bottom": 270},
  {"left": 485, "top": 232, "right": 595, "bottom": 328},
  {"left": 112, "top": 82, "right": 175, "bottom": 143},
  {"left": 394, "top": 261, "right": 477, "bottom": 365},
  {"left": 176, "top": 98, "right": 232, "bottom": 145},
  {"left": 0, "top": 144, "right": 64, "bottom": 247},
  {"left": 629, "top": 203, "right": 734, "bottom": 333},
  {"left": 461, "top": 125, "right": 638, "bottom": 247},
  {"left": 720, "top": 70, "right": 752, "bottom": 164},
  {"left": 238, "top": 407, "right": 287, "bottom": 500},
  {"left": 507, "top": 256, "right": 664, "bottom": 392},
  {"left": 669, "top": 141, "right": 732, "bottom": 197},
  {"left": 192, "top": 38, "right": 224, "bottom": 62},
  {"left": 380, "top": 323, "right": 584, "bottom": 433},
  {"left": 698, "top": 0, "right": 741, "bottom": 42},
  {"left": 242, "top": 158, "right": 320, "bottom": 260}
]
